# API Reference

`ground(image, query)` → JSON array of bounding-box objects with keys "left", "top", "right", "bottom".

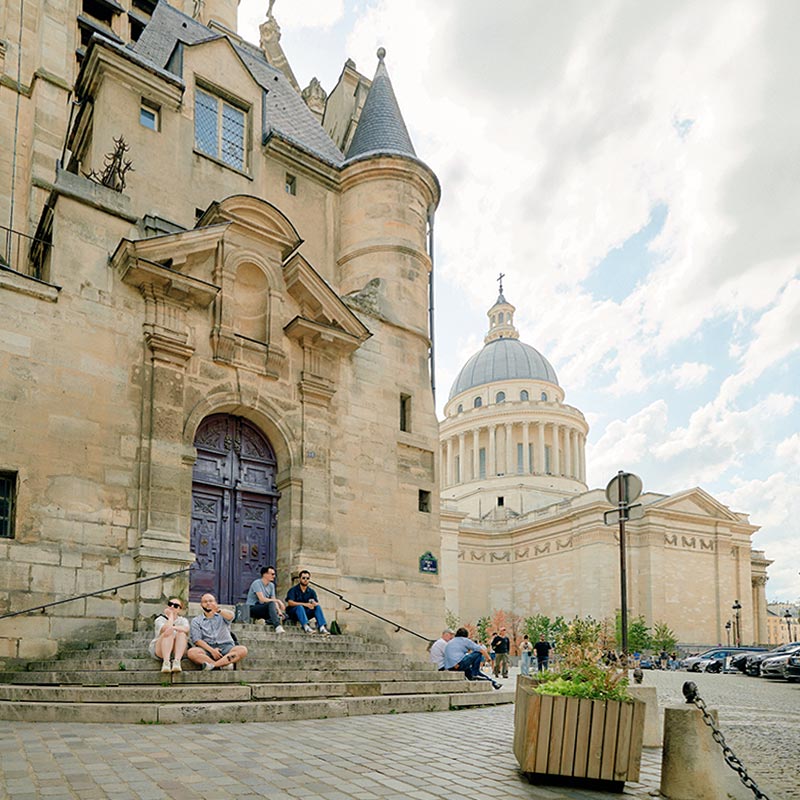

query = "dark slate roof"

[
  {"left": 345, "top": 48, "right": 416, "bottom": 160},
  {"left": 134, "top": 1, "right": 343, "bottom": 166},
  {"left": 449, "top": 338, "right": 560, "bottom": 400}
]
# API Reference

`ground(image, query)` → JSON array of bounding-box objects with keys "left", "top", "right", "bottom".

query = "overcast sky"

[{"left": 239, "top": 0, "right": 799, "bottom": 602}]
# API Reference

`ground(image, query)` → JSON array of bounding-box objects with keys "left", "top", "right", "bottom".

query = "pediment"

[
  {"left": 650, "top": 487, "right": 741, "bottom": 522},
  {"left": 198, "top": 195, "right": 301, "bottom": 258},
  {"left": 283, "top": 252, "right": 371, "bottom": 345}
]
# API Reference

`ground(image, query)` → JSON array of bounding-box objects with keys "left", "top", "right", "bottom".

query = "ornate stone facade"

[{"left": 0, "top": 1, "right": 442, "bottom": 662}]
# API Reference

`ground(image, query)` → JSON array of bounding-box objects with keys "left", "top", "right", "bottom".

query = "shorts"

[{"left": 216, "top": 641, "right": 234, "bottom": 656}]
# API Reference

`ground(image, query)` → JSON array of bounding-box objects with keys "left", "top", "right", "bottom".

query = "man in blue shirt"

[
  {"left": 444, "top": 628, "right": 501, "bottom": 689},
  {"left": 187, "top": 593, "right": 248, "bottom": 670},
  {"left": 285, "top": 569, "right": 329, "bottom": 634},
  {"left": 247, "top": 566, "right": 285, "bottom": 633}
]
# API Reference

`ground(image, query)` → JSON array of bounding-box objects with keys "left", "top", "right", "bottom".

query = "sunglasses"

[{"left": 167, "top": 602, "right": 182, "bottom": 609}]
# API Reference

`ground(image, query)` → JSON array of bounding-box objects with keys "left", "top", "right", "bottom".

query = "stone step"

[
  {"left": 0, "top": 691, "right": 508, "bottom": 724},
  {"left": 0, "top": 668, "right": 464, "bottom": 685},
  {"left": 87, "top": 641, "right": 388, "bottom": 657},
  {"left": 119, "top": 629, "right": 374, "bottom": 645},
  {"left": 0, "top": 679, "right": 488, "bottom": 704},
  {"left": 24, "top": 656, "right": 428, "bottom": 671}
]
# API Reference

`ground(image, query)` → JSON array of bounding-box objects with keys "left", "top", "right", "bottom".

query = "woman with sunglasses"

[{"left": 149, "top": 598, "right": 190, "bottom": 673}]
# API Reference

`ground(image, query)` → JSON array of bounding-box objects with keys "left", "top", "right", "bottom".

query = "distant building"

[
  {"left": 766, "top": 603, "right": 800, "bottom": 645},
  {"left": 440, "top": 290, "right": 771, "bottom": 646}
]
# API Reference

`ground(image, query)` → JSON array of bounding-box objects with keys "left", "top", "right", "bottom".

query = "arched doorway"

[{"left": 190, "top": 414, "right": 279, "bottom": 604}]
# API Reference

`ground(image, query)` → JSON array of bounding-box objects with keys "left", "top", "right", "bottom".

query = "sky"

[{"left": 238, "top": 0, "right": 799, "bottom": 602}]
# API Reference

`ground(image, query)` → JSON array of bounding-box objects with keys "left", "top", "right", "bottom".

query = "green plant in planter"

[{"left": 532, "top": 616, "right": 631, "bottom": 702}]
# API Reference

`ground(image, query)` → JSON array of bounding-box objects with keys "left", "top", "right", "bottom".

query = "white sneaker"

[
  {"left": 171, "top": 660, "right": 182, "bottom": 673},
  {"left": 274, "top": 625, "right": 285, "bottom": 634},
  {"left": 161, "top": 659, "right": 171, "bottom": 673},
  {"left": 221, "top": 664, "right": 234, "bottom": 670},
  {"left": 319, "top": 626, "right": 329, "bottom": 635},
  {"left": 303, "top": 624, "right": 314, "bottom": 633},
  {"left": 202, "top": 662, "right": 215, "bottom": 671}
]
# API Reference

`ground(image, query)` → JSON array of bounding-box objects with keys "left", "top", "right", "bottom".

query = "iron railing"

[
  {"left": 0, "top": 567, "right": 193, "bottom": 621},
  {"left": 0, "top": 223, "right": 51, "bottom": 281},
  {"left": 311, "top": 580, "right": 432, "bottom": 643}
]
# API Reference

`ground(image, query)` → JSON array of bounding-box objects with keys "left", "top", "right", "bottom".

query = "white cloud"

[
  {"left": 776, "top": 433, "right": 800, "bottom": 463},
  {"left": 667, "top": 362, "right": 712, "bottom": 389},
  {"left": 266, "top": 0, "right": 345, "bottom": 30}
]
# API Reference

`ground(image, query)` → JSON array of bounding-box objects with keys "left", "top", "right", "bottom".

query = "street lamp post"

[
  {"left": 725, "top": 620, "right": 731, "bottom": 646},
  {"left": 732, "top": 600, "right": 742, "bottom": 646},
  {"left": 784, "top": 610, "right": 793, "bottom": 643}
]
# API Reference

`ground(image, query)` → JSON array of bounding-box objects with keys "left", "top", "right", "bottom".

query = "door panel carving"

[{"left": 190, "top": 414, "right": 279, "bottom": 603}]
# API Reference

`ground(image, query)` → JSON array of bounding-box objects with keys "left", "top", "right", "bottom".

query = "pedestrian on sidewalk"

[
  {"left": 520, "top": 634, "right": 533, "bottom": 676},
  {"left": 491, "top": 627, "right": 510, "bottom": 678}
]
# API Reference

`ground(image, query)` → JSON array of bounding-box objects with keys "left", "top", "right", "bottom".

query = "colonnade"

[{"left": 441, "top": 420, "right": 586, "bottom": 487}]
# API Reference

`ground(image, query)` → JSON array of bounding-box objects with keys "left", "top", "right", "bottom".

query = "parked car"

[
  {"left": 638, "top": 656, "right": 655, "bottom": 669},
  {"left": 745, "top": 642, "right": 800, "bottom": 676},
  {"left": 682, "top": 647, "right": 764, "bottom": 672},
  {"left": 786, "top": 653, "right": 800, "bottom": 682},
  {"left": 760, "top": 645, "right": 800, "bottom": 680}
]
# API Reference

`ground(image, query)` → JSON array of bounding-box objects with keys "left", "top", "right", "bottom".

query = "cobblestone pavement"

[
  {"left": 0, "top": 669, "right": 795, "bottom": 800},
  {"left": 640, "top": 668, "right": 799, "bottom": 800}
]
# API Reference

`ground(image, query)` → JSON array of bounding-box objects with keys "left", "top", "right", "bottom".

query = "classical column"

[
  {"left": 472, "top": 429, "right": 480, "bottom": 480},
  {"left": 446, "top": 437, "right": 454, "bottom": 487},
  {"left": 579, "top": 433, "right": 587, "bottom": 482},
  {"left": 564, "top": 426, "right": 572, "bottom": 478},
  {"left": 488, "top": 424, "right": 496, "bottom": 476},
  {"left": 505, "top": 423, "right": 514, "bottom": 474},
  {"left": 552, "top": 423, "right": 561, "bottom": 475},
  {"left": 522, "top": 421, "right": 530, "bottom": 474},
  {"left": 458, "top": 433, "right": 466, "bottom": 485},
  {"left": 537, "top": 421, "right": 545, "bottom": 475}
]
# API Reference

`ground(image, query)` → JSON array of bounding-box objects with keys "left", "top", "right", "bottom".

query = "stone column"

[
  {"left": 522, "top": 422, "right": 530, "bottom": 474},
  {"left": 472, "top": 429, "right": 480, "bottom": 480},
  {"left": 458, "top": 433, "right": 466, "bottom": 485},
  {"left": 488, "top": 425, "right": 496, "bottom": 477},
  {"left": 564, "top": 426, "right": 572, "bottom": 478},
  {"left": 552, "top": 423, "right": 561, "bottom": 476},
  {"left": 446, "top": 437, "right": 454, "bottom": 487},
  {"left": 505, "top": 423, "right": 514, "bottom": 475},
  {"left": 537, "top": 422, "right": 545, "bottom": 475}
]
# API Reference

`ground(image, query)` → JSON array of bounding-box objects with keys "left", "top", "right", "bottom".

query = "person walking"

[
  {"left": 491, "top": 627, "right": 510, "bottom": 679},
  {"left": 534, "top": 635, "right": 552, "bottom": 672},
  {"left": 520, "top": 634, "right": 533, "bottom": 676}
]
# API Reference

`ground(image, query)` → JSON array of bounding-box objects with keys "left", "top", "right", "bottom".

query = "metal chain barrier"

[{"left": 682, "top": 681, "right": 771, "bottom": 800}]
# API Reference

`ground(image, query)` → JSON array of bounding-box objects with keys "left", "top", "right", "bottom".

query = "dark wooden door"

[{"left": 190, "top": 414, "right": 278, "bottom": 603}]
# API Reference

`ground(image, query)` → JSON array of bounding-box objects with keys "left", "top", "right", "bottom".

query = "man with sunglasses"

[
  {"left": 187, "top": 594, "right": 248, "bottom": 670},
  {"left": 285, "top": 570, "right": 329, "bottom": 634}
]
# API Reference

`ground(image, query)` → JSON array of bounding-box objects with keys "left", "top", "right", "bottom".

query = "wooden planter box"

[{"left": 514, "top": 674, "right": 645, "bottom": 790}]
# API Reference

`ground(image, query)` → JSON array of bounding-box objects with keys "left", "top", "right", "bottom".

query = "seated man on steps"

[
  {"left": 247, "top": 566, "right": 286, "bottom": 633},
  {"left": 285, "top": 569, "right": 329, "bottom": 634},
  {"left": 187, "top": 593, "right": 248, "bottom": 671},
  {"left": 443, "top": 627, "right": 501, "bottom": 690}
]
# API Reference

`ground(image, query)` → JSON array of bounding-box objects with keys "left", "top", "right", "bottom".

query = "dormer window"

[{"left": 195, "top": 86, "right": 247, "bottom": 171}]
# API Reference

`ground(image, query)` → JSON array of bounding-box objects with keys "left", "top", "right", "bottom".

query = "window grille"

[
  {"left": 0, "top": 472, "right": 16, "bottom": 538},
  {"left": 195, "top": 88, "right": 246, "bottom": 170}
]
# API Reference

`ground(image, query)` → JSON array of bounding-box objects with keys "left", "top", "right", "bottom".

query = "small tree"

[
  {"left": 615, "top": 611, "right": 652, "bottom": 653},
  {"left": 476, "top": 615, "right": 491, "bottom": 644},
  {"left": 444, "top": 608, "right": 460, "bottom": 632},
  {"left": 651, "top": 621, "right": 678, "bottom": 653}
]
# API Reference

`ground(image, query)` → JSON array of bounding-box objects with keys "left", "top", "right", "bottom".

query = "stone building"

[
  {"left": 440, "top": 291, "right": 771, "bottom": 647},
  {"left": 765, "top": 603, "right": 799, "bottom": 646},
  {"left": 0, "top": 0, "right": 443, "bottom": 661}
]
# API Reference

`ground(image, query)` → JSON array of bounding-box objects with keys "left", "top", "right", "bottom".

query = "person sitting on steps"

[
  {"left": 285, "top": 569, "right": 329, "bottom": 634},
  {"left": 187, "top": 593, "right": 248, "bottom": 671},
  {"left": 443, "top": 627, "right": 501, "bottom": 690},
  {"left": 247, "top": 565, "right": 286, "bottom": 633},
  {"left": 149, "top": 597, "right": 189, "bottom": 673}
]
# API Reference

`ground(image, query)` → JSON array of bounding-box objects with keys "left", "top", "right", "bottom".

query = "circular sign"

[{"left": 605, "top": 472, "right": 643, "bottom": 506}]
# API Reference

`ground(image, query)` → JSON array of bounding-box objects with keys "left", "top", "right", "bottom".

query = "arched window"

[
  {"left": 541, "top": 392, "right": 548, "bottom": 401},
  {"left": 520, "top": 390, "right": 529, "bottom": 401},
  {"left": 457, "top": 404, "right": 463, "bottom": 414},
  {"left": 496, "top": 391, "right": 506, "bottom": 403},
  {"left": 473, "top": 396, "right": 482, "bottom": 408}
]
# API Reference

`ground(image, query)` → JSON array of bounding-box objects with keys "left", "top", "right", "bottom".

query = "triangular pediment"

[
  {"left": 283, "top": 252, "right": 370, "bottom": 343},
  {"left": 650, "top": 487, "right": 741, "bottom": 522}
]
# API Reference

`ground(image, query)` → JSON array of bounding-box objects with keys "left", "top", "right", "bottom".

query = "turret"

[{"left": 338, "top": 49, "right": 439, "bottom": 335}]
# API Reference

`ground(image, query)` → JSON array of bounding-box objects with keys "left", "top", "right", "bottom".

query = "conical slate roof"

[{"left": 346, "top": 48, "right": 416, "bottom": 160}]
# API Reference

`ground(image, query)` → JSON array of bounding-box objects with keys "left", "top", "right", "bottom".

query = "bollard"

[
  {"left": 660, "top": 705, "right": 751, "bottom": 800},
  {"left": 628, "top": 686, "right": 660, "bottom": 747}
]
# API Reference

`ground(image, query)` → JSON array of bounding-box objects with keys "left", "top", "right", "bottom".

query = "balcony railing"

[{"left": 1, "top": 223, "right": 51, "bottom": 281}]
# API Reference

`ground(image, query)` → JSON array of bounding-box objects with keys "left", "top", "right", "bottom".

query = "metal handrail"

[
  {"left": 311, "top": 580, "right": 432, "bottom": 643},
  {"left": 0, "top": 567, "right": 193, "bottom": 621},
  {"left": 1, "top": 222, "right": 51, "bottom": 280}
]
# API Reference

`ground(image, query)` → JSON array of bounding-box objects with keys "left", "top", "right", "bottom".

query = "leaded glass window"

[{"left": 195, "top": 88, "right": 246, "bottom": 171}]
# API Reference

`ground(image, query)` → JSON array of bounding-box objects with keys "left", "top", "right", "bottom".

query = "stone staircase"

[{"left": 0, "top": 623, "right": 514, "bottom": 723}]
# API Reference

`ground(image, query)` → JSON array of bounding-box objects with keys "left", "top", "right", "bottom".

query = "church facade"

[
  {"left": 0, "top": 0, "right": 444, "bottom": 662},
  {"left": 439, "top": 292, "right": 771, "bottom": 647}
]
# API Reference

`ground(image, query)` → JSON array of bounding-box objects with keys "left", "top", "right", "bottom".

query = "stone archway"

[{"left": 189, "top": 414, "right": 279, "bottom": 604}]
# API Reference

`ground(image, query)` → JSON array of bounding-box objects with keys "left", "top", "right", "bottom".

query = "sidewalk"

[{"left": 0, "top": 695, "right": 663, "bottom": 800}]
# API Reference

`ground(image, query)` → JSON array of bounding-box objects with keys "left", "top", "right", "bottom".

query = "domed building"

[{"left": 439, "top": 287, "right": 771, "bottom": 648}]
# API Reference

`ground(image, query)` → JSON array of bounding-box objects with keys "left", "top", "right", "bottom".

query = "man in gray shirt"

[
  {"left": 187, "top": 594, "right": 248, "bottom": 671},
  {"left": 247, "top": 566, "right": 285, "bottom": 633}
]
